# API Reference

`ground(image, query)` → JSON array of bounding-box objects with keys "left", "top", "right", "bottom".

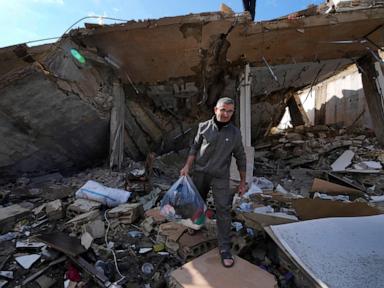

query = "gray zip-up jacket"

[{"left": 189, "top": 117, "right": 246, "bottom": 179}]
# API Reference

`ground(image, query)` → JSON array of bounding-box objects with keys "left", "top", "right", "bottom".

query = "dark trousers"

[{"left": 193, "top": 171, "right": 234, "bottom": 251}]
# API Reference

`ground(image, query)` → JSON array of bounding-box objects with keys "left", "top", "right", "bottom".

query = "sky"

[{"left": 0, "top": 0, "right": 323, "bottom": 48}]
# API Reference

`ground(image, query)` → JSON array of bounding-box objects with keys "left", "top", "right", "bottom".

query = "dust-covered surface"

[{"left": 271, "top": 215, "right": 384, "bottom": 288}]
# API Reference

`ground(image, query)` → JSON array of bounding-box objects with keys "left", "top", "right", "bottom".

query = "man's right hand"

[{"left": 180, "top": 166, "right": 189, "bottom": 176}]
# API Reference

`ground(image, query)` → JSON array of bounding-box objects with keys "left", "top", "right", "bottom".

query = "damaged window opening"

[{"left": 1, "top": 1, "right": 384, "bottom": 287}]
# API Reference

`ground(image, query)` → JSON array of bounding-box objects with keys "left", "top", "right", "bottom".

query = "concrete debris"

[
  {"left": 0, "top": 204, "right": 31, "bottom": 233},
  {"left": 0, "top": 271, "right": 13, "bottom": 279},
  {"left": 35, "top": 274, "right": 57, "bottom": 288},
  {"left": 45, "top": 199, "right": 64, "bottom": 221},
  {"left": 80, "top": 232, "right": 94, "bottom": 250},
  {"left": 0, "top": 129, "right": 382, "bottom": 287},
  {"left": 107, "top": 203, "right": 144, "bottom": 224},
  {"left": 16, "top": 240, "right": 45, "bottom": 249},
  {"left": 15, "top": 254, "right": 41, "bottom": 269},
  {"left": 331, "top": 150, "right": 355, "bottom": 171},
  {"left": 83, "top": 219, "right": 105, "bottom": 239},
  {"left": 66, "top": 198, "right": 102, "bottom": 217}
]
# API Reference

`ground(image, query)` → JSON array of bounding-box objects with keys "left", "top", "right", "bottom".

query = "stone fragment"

[{"left": 45, "top": 199, "right": 63, "bottom": 220}]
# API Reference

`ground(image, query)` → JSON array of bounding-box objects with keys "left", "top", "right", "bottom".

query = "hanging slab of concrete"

[
  {"left": 170, "top": 248, "right": 277, "bottom": 288},
  {"left": 268, "top": 215, "right": 384, "bottom": 288}
]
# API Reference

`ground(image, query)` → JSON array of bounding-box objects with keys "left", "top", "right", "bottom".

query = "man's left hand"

[{"left": 238, "top": 181, "right": 246, "bottom": 196}]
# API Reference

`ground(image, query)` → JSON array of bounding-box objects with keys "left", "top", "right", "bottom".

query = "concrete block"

[
  {"left": 66, "top": 199, "right": 101, "bottom": 218},
  {"left": 108, "top": 203, "right": 143, "bottom": 224},
  {"left": 83, "top": 219, "right": 105, "bottom": 239}
]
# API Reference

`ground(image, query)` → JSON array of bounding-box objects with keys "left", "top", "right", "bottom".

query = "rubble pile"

[
  {"left": 254, "top": 125, "right": 384, "bottom": 197},
  {"left": 0, "top": 125, "right": 383, "bottom": 287},
  {"left": 0, "top": 151, "right": 249, "bottom": 287}
]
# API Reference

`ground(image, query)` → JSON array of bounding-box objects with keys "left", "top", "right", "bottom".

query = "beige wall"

[{"left": 279, "top": 65, "right": 373, "bottom": 129}]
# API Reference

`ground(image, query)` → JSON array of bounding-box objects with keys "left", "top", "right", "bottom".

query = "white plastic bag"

[
  {"left": 253, "top": 177, "right": 274, "bottom": 190},
  {"left": 160, "top": 176, "right": 206, "bottom": 227},
  {"left": 75, "top": 180, "right": 131, "bottom": 207},
  {"left": 243, "top": 182, "right": 263, "bottom": 198}
]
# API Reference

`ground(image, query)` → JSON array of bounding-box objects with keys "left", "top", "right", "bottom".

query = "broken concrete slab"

[
  {"left": 83, "top": 219, "right": 105, "bottom": 239},
  {"left": 66, "top": 198, "right": 101, "bottom": 217},
  {"left": 0, "top": 271, "right": 13, "bottom": 280},
  {"left": 170, "top": 248, "right": 277, "bottom": 287},
  {"left": 0, "top": 204, "right": 31, "bottom": 233},
  {"left": 35, "top": 232, "right": 86, "bottom": 257},
  {"left": 45, "top": 199, "right": 63, "bottom": 221},
  {"left": 15, "top": 254, "right": 41, "bottom": 269},
  {"left": 331, "top": 150, "right": 354, "bottom": 171},
  {"left": 65, "top": 210, "right": 100, "bottom": 227},
  {"left": 235, "top": 211, "right": 298, "bottom": 231}
]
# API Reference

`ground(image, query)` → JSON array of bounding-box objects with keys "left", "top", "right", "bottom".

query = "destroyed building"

[{"left": 0, "top": 0, "right": 384, "bottom": 287}]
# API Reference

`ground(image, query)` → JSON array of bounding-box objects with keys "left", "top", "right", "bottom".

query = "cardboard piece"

[
  {"left": 310, "top": 178, "right": 364, "bottom": 199},
  {"left": 171, "top": 248, "right": 277, "bottom": 288},
  {"left": 293, "top": 198, "right": 382, "bottom": 220}
]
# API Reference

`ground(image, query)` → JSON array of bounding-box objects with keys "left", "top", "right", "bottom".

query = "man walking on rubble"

[{"left": 180, "top": 97, "right": 246, "bottom": 268}]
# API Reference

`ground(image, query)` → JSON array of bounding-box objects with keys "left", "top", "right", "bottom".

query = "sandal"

[{"left": 220, "top": 250, "right": 235, "bottom": 268}]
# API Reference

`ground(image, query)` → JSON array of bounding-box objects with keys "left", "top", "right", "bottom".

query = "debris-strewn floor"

[{"left": 0, "top": 125, "right": 383, "bottom": 287}]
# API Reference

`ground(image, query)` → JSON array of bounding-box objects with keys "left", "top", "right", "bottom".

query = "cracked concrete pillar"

[{"left": 358, "top": 52, "right": 384, "bottom": 146}]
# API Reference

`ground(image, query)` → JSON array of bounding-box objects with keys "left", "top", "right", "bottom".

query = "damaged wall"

[
  {"left": 1, "top": 6, "right": 384, "bottom": 180},
  {"left": 0, "top": 40, "right": 117, "bottom": 182},
  {"left": 279, "top": 65, "right": 373, "bottom": 129}
]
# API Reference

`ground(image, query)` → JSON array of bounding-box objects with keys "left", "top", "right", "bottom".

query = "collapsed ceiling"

[{"left": 0, "top": 4, "right": 384, "bottom": 181}]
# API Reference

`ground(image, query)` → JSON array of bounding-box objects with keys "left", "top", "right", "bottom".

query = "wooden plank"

[{"left": 109, "top": 82, "right": 125, "bottom": 169}]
